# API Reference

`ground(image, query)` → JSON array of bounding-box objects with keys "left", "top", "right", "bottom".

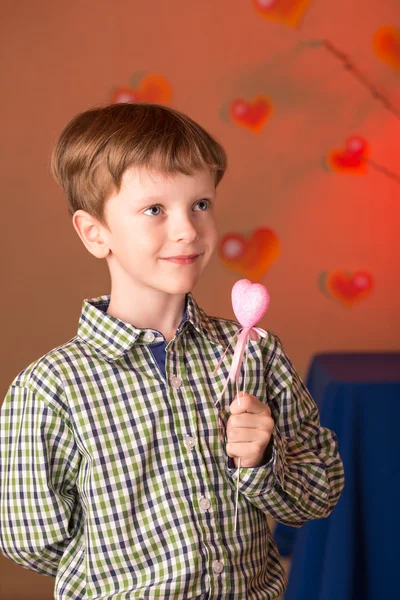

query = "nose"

[{"left": 168, "top": 212, "right": 199, "bottom": 243}]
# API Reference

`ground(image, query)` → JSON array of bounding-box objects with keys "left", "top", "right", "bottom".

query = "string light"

[
  {"left": 296, "top": 39, "right": 400, "bottom": 121},
  {"left": 295, "top": 40, "right": 400, "bottom": 185}
]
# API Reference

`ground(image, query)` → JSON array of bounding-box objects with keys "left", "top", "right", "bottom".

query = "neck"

[{"left": 106, "top": 286, "right": 188, "bottom": 337}]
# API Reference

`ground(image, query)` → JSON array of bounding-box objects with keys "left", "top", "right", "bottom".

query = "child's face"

[{"left": 99, "top": 166, "right": 219, "bottom": 296}]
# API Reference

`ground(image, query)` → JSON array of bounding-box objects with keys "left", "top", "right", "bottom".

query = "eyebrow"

[{"left": 136, "top": 192, "right": 216, "bottom": 203}]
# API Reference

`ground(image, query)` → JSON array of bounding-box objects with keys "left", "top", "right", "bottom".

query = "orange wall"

[{"left": 1, "top": 1, "right": 399, "bottom": 597}]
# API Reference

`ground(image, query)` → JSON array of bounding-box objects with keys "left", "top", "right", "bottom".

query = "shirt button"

[
  {"left": 171, "top": 375, "right": 182, "bottom": 388},
  {"left": 143, "top": 331, "right": 155, "bottom": 343},
  {"left": 199, "top": 497, "right": 210, "bottom": 510},
  {"left": 185, "top": 436, "right": 195, "bottom": 449},
  {"left": 212, "top": 560, "right": 224, "bottom": 574}
]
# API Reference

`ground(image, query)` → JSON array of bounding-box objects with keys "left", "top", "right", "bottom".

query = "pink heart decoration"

[
  {"left": 232, "top": 279, "right": 270, "bottom": 328},
  {"left": 216, "top": 278, "right": 271, "bottom": 532}
]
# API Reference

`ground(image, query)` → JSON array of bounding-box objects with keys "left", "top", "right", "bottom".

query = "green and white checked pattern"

[{"left": 0, "top": 292, "right": 344, "bottom": 599}]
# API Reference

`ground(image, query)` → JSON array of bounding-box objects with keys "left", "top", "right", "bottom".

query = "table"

[{"left": 273, "top": 353, "right": 400, "bottom": 600}]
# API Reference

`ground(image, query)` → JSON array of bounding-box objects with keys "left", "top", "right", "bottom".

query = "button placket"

[{"left": 170, "top": 363, "right": 227, "bottom": 589}]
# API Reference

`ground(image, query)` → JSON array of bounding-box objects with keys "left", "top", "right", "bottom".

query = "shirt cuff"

[{"left": 225, "top": 426, "right": 286, "bottom": 497}]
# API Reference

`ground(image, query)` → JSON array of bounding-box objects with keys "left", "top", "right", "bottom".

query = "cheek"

[
  {"left": 112, "top": 226, "right": 150, "bottom": 263},
  {"left": 207, "top": 221, "right": 219, "bottom": 249},
  {"left": 124, "top": 222, "right": 157, "bottom": 249}
]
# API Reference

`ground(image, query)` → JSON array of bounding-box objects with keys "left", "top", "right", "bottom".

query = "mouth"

[{"left": 161, "top": 253, "right": 202, "bottom": 264}]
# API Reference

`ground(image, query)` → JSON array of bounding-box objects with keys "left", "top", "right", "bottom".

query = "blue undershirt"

[{"left": 144, "top": 295, "right": 188, "bottom": 382}]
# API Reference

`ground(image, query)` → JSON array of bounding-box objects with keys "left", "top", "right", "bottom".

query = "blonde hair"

[{"left": 50, "top": 103, "right": 228, "bottom": 229}]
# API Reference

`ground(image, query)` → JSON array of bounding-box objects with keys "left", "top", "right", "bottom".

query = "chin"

[{"left": 161, "top": 277, "right": 200, "bottom": 295}]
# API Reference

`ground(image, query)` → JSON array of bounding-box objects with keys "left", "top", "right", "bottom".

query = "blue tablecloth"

[{"left": 273, "top": 353, "right": 400, "bottom": 600}]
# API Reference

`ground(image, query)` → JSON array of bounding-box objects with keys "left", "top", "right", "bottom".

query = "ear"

[{"left": 72, "top": 210, "right": 110, "bottom": 259}]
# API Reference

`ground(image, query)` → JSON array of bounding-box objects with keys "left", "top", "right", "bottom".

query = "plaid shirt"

[{"left": 0, "top": 292, "right": 344, "bottom": 599}]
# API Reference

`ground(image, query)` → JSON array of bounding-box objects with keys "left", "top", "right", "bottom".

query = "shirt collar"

[{"left": 76, "top": 291, "right": 226, "bottom": 361}]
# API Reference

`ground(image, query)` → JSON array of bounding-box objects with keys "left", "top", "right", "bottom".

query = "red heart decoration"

[
  {"left": 219, "top": 227, "right": 280, "bottom": 281},
  {"left": 326, "top": 270, "right": 374, "bottom": 307},
  {"left": 373, "top": 26, "right": 400, "bottom": 73},
  {"left": 229, "top": 95, "right": 273, "bottom": 133},
  {"left": 253, "top": 0, "right": 313, "bottom": 28},
  {"left": 111, "top": 74, "right": 172, "bottom": 105},
  {"left": 326, "top": 136, "right": 369, "bottom": 173}
]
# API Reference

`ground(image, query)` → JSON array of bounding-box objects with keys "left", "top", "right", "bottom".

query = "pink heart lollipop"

[
  {"left": 213, "top": 279, "right": 271, "bottom": 532},
  {"left": 232, "top": 279, "right": 270, "bottom": 328},
  {"left": 214, "top": 279, "right": 270, "bottom": 401}
]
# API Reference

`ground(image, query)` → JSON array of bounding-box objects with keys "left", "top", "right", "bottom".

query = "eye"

[
  {"left": 194, "top": 199, "right": 212, "bottom": 211},
  {"left": 143, "top": 199, "right": 212, "bottom": 217},
  {"left": 143, "top": 205, "right": 163, "bottom": 217}
]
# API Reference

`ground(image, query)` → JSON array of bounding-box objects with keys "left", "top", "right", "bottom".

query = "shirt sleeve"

[
  {"left": 225, "top": 334, "right": 345, "bottom": 527},
  {"left": 0, "top": 384, "right": 82, "bottom": 576}
]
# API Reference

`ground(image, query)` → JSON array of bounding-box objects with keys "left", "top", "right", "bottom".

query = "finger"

[
  {"left": 229, "top": 393, "right": 252, "bottom": 414},
  {"left": 227, "top": 428, "right": 272, "bottom": 444},
  {"left": 228, "top": 413, "right": 275, "bottom": 431},
  {"left": 230, "top": 394, "right": 271, "bottom": 415},
  {"left": 226, "top": 440, "right": 268, "bottom": 460}
]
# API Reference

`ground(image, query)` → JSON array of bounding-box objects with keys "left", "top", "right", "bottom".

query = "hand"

[{"left": 226, "top": 392, "right": 275, "bottom": 468}]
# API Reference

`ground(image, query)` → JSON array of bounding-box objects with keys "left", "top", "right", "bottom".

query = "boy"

[{"left": 0, "top": 103, "right": 344, "bottom": 600}]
